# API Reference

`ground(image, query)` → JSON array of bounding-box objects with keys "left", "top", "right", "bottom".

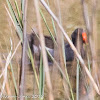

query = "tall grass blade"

[
  {"left": 76, "top": 59, "right": 80, "bottom": 100},
  {"left": 19, "top": 0, "right": 27, "bottom": 99},
  {"left": 87, "top": 56, "right": 91, "bottom": 72},
  {"left": 39, "top": 54, "right": 44, "bottom": 100},
  {"left": 64, "top": 67, "right": 75, "bottom": 100},
  {"left": 39, "top": 9, "right": 57, "bottom": 46},
  {"left": 10, "top": 62, "right": 18, "bottom": 95},
  {"left": 28, "top": 44, "right": 39, "bottom": 89},
  {"left": 34, "top": 0, "right": 54, "bottom": 99},
  {"left": 6, "top": 0, "right": 23, "bottom": 41},
  {"left": 14, "top": 0, "right": 23, "bottom": 28},
  {"left": 21, "top": 0, "right": 24, "bottom": 19},
  {"left": 46, "top": 0, "right": 57, "bottom": 36}
]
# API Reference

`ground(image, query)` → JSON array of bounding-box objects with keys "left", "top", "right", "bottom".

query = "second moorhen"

[{"left": 28, "top": 28, "right": 87, "bottom": 64}]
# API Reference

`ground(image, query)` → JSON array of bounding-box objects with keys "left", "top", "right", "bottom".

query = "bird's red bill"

[{"left": 82, "top": 32, "right": 87, "bottom": 43}]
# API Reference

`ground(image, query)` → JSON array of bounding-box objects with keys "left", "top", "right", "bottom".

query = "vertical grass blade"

[
  {"left": 6, "top": 0, "right": 23, "bottom": 41},
  {"left": 39, "top": 54, "right": 44, "bottom": 100},
  {"left": 28, "top": 44, "right": 39, "bottom": 89},
  {"left": 14, "top": 0, "right": 23, "bottom": 28},
  {"left": 46, "top": 0, "right": 57, "bottom": 36},
  {"left": 10, "top": 62, "right": 18, "bottom": 95},
  {"left": 39, "top": 9, "right": 57, "bottom": 46},
  {"left": 65, "top": 67, "right": 75, "bottom": 100},
  {"left": 87, "top": 56, "right": 91, "bottom": 72},
  {"left": 19, "top": 0, "right": 27, "bottom": 99},
  {"left": 34, "top": 0, "right": 54, "bottom": 99},
  {"left": 21, "top": 0, "right": 24, "bottom": 19},
  {"left": 76, "top": 59, "right": 80, "bottom": 100}
]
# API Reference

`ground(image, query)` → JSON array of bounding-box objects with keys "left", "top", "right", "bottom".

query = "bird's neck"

[{"left": 73, "top": 37, "right": 84, "bottom": 55}]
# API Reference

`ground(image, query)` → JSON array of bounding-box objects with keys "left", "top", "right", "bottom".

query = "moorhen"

[{"left": 27, "top": 28, "right": 87, "bottom": 64}]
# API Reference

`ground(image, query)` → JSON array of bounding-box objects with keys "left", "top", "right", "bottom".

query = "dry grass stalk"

[
  {"left": 40, "top": 0, "right": 100, "bottom": 95},
  {"left": 5, "top": 5, "right": 17, "bottom": 34},
  {"left": 0, "top": 39, "right": 21, "bottom": 100},
  {"left": 91, "top": 0, "right": 98, "bottom": 98},
  {"left": 91, "top": 0, "right": 98, "bottom": 77},
  {"left": 5, "top": 79, "right": 12, "bottom": 100},
  {"left": 54, "top": 0, "right": 70, "bottom": 99},
  {"left": 81, "top": 0, "right": 99, "bottom": 98},
  {"left": 0, "top": 57, "right": 11, "bottom": 100},
  {"left": 34, "top": 0, "right": 54, "bottom": 100},
  {"left": 0, "top": 39, "right": 12, "bottom": 99},
  {"left": 19, "top": 0, "right": 28, "bottom": 100}
]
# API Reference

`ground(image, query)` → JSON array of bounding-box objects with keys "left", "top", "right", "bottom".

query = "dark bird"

[
  {"left": 27, "top": 28, "right": 87, "bottom": 64},
  {"left": 65, "top": 28, "right": 87, "bottom": 61}
]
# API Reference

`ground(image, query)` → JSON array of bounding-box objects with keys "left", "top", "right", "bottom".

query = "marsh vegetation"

[{"left": 0, "top": 0, "right": 100, "bottom": 100}]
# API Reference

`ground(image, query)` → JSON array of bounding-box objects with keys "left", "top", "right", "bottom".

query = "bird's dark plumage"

[
  {"left": 27, "top": 28, "right": 87, "bottom": 64},
  {"left": 65, "top": 43, "right": 74, "bottom": 61}
]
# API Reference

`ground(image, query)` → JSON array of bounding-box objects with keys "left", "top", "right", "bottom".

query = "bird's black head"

[{"left": 71, "top": 28, "right": 87, "bottom": 46}]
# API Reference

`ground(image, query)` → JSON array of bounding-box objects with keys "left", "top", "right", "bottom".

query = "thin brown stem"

[
  {"left": 34, "top": 0, "right": 54, "bottom": 100},
  {"left": 19, "top": 0, "right": 28, "bottom": 100}
]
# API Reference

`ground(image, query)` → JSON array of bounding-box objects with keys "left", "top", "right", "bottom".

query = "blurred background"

[{"left": 0, "top": 0, "right": 100, "bottom": 100}]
